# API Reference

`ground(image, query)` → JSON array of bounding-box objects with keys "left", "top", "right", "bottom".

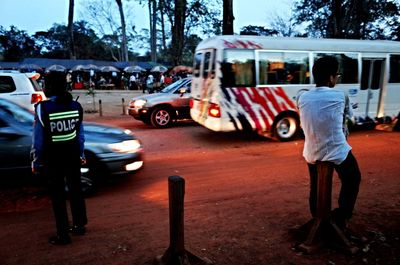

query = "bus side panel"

[
  {"left": 384, "top": 83, "right": 400, "bottom": 118},
  {"left": 220, "top": 86, "right": 299, "bottom": 133},
  {"left": 192, "top": 81, "right": 302, "bottom": 134}
]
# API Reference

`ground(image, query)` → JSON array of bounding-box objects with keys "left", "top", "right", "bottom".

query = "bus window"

[
  {"left": 258, "top": 52, "right": 309, "bottom": 85},
  {"left": 389, "top": 54, "right": 400, "bottom": 83},
  {"left": 203, "top": 52, "right": 211, "bottom": 78},
  {"left": 314, "top": 53, "right": 358, "bottom": 84},
  {"left": 361, "top": 60, "right": 383, "bottom": 90},
  {"left": 222, "top": 49, "right": 255, "bottom": 87},
  {"left": 193, "top": 52, "right": 202, "bottom": 78}
]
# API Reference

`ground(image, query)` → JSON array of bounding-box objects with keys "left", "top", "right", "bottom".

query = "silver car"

[{"left": 128, "top": 78, "right": 191, "bottom": 128}]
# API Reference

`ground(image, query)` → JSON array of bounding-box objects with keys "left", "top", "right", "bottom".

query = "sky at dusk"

[{"left": 0, "top": 0, "right": 294, "bottom": 35}]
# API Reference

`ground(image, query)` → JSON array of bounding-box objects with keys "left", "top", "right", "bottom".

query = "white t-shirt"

[{"left": 296, "top": 87, "right": 352, "bottom": 165}]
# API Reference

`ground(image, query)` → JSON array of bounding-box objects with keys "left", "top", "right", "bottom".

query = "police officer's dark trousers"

[
  {"left": 46, "top": 157, "right": 87, "bottom": 237},
  {"left": 307, "top": 151, "right": 361, "bottom": 221}
]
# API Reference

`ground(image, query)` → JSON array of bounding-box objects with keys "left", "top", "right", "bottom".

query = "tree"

[
  {"left": 148, "top": 0, "right": 157, "bottom": 61},
  {"left": 269, "top": 13, "right": 299, "bottom": 37},
  {"left": 32, "top": 22, "right": 113, "bottom": 60},
  {"left": 240, "top": 25, "right": 278, "bottom": 36},
  {"left": 294, "top": 0, "right": 400, "bottom": 39},
  {"left": 115, "top": 0, "right": 129, "bottom": 61},
  {"left": 68, "top": 0, "right": 76, "bottom": 59},
  {"left": 82, "top": 0, "right": 134, "bottom": 61},
  {"left": 222, "top": 0, "right": 234, "bottom": 34},
  {"left": 0, "top": 26, "right": 39, "bottom": 61},
  {"left": 171, "top": 0, "right": 187, "bottom": 65}
]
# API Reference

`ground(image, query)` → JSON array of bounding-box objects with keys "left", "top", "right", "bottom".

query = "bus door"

[
  {"left": 360, "top": 58, "right": 386, "bottom": 120},
  {"left": 191, "top": 49, "right": 216, "bottom": 100}
]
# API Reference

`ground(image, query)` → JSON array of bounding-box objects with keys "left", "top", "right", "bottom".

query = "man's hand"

[{"left": 32, "top": 167, "right": 39, "bottom": 175}]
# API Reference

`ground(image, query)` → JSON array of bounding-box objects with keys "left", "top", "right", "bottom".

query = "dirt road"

[{"left": 0, "top": 92, "right": 399, "bottom": 265}]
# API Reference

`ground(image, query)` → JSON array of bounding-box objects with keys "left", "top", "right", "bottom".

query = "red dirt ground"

[{"left": 0, "top": 113, "right": 399, "bottom": 265}]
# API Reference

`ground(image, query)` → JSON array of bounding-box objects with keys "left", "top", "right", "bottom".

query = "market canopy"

[
  {"left": 45, "top": 64, "right": 67, "bottom": 72},
  {"left": 100, "top": 66, "right": 120, "bottom": 72},
  {"left": 123, "top": 65, "right": 146, "bottom": 73},
  {"left": 150, "top": 65, "right": 168, "bottom": 73}
]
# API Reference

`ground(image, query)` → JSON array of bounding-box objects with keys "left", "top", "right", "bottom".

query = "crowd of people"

[{"left": 35, "top": 68, "right": 191, "bottom": 93}]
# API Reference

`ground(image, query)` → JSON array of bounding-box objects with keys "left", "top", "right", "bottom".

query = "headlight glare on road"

[
  {"left": 133, "top": 99, "right": 147, "bottom": 108},
  {"left": 108, "top": 140, "right": 142, "bottom": 153},
  {"left": 125, "top": 161, "right": 144, "bottom": 171}
]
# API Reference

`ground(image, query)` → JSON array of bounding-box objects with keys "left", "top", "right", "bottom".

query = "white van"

[
  {"left": 190, "top": 35, "right": 400, "bottom": 141},
  {"left": 0, "top": 71, "right": 46, "bottom": 112}
]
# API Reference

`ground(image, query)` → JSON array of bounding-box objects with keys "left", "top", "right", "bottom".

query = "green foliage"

[
  {"left": 240, "top": 26, "right": 278, "bottom": 36},
  {"left": 0, "top": 26, "right": 40, "bottom": 61},
  {"left": 293, "top": 0, "right": 400, "bottom": 39}
]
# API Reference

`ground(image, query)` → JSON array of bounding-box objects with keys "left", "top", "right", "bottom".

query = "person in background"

[
  {"left": 146, "top": 74, "right": 154, "bottom": 93},
  {"left": 31, "top": 72, "right": 88, "bottom": 245},
  {"left": 296, "top": 56, "right": 361, "bottom": 231},
  {"left": 66, "top": 71, "right": 72, "bottom": 91},
  {"left": 129, "top": 74, "right": 137, "bottom": 90}
]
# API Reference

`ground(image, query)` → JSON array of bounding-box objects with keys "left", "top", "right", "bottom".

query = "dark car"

[
  {"left": 0, "top": 98, "right": 144, "bottom": 192},
  {"left": 128, "top": 78, "right": 191, "bottom": 128}
]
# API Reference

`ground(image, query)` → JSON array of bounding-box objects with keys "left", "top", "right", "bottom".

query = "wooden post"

[
  {"left": 298, "top": 162, "right": 358, "bottom": 254},
  {"left": 99, "top": 99, "right": 103, "bottom": 117},
  {"left": 122, "top": 98, "right": 126, "bottom": 115},
  {"left": 154, "top": 176, "right": 213, "bottom": 265}
]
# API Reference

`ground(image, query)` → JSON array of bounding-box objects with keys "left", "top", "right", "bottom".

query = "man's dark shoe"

[
  {"left": 49, "top": 235, "right": 71, "bottom": 245},
  {"left": 69, "top": 225, "right": 86, "bottom": 235}
]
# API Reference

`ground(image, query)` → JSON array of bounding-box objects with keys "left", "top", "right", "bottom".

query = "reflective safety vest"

[{"left": 38, "top": 98, "right": 83, "bottom": 159}]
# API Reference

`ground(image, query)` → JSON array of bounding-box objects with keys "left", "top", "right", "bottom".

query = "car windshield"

[
  {"left": 0, "top": 100, "right": 34, "bottom": 124},
  {"left": 160, "top": 79, "right": 188, "bottom": 93}
]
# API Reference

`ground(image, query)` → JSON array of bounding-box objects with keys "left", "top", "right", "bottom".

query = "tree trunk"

[
  {"left": 115, "top": 0, "right": 129, "bottom": 61},
  {"left": 148, "top": 0, "right": 157, "bottom": 62},
  {"left": 222, "top": 0, "right": 234, "bottom": 35},
  {"left": 332, "top": 0, "right": 343, "bottom": 38},
  {"left": 172, "top": 0, "right": 186, "bottom": 66},
  {"left": 152, "top": 0, "right": 158, "bottom": 61},
  {"left": 68, "top": 0, "right": 76, "bottom": 59},
  {"left": 159, "top": 0, "right": 167, "bottom": 51}
]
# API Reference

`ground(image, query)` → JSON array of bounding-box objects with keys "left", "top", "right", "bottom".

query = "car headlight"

[
  {"left": 132, "top": 99, "right": 147, "bottom": 108},
  {"left": 108, "top": 140, "right": 142, "bottom": 153}
]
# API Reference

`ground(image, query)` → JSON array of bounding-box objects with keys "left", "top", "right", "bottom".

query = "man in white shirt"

[{"left": 296, "top": 56, "right": 361, "bottom": 230}]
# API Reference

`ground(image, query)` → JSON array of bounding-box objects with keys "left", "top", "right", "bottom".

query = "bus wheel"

[
  {"left": 274, "top": 115, "right": 299, "bottom": 141},
  {"left": 151, "top": 107, "right": 173, "bottom": 128}
]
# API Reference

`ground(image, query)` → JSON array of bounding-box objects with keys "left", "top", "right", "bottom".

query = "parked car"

[
  {"left": 0, "top": 98, "right": 144, "bottom": 193},
  {"left": 0, "top": 70, "right": 46, "bottom": 112},
  {"left": 128, "top": 78, "right": 192, "bottom": 128}
]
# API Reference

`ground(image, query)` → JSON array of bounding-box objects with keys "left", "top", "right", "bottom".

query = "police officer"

[{"left": 31, "top": 72, "right": 87, "bottom": 245}]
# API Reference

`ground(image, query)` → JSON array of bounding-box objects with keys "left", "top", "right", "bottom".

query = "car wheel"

[
  {"left": 274, "top": 115, "right": 299, "bottom": 142},
  {"left": 151, "top": 107, "right": 173, "bottom": 128}
]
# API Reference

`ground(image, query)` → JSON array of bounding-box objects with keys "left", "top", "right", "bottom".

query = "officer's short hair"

[
  {"left": 44, "top": 72, "right": 67, "bottom": 97},
  {"left": 312, "top": 56, "right": 339, "bottom": 86}
]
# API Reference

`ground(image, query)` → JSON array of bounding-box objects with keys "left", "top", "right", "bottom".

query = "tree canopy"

[
  {"left": 2, "top": 0, "right": 400, "bottom": 63},
  {"left": 293, "top": 0, "right": 400, "bottom": 39}
]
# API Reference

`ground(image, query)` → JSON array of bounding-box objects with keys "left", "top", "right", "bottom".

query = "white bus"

[{"left": 190, "top": 35, "right": 400, "bottom": 141}]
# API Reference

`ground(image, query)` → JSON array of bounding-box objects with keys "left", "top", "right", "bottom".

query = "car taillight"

[
  {"left": 208, "top": 103, "right": 221, "bottom": 118},
  {"left": 189, "top": 99, "right": 194, "bottom": 108},
  {"left": 31, "top": 93, "right": 43, "bottom": 104}
]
